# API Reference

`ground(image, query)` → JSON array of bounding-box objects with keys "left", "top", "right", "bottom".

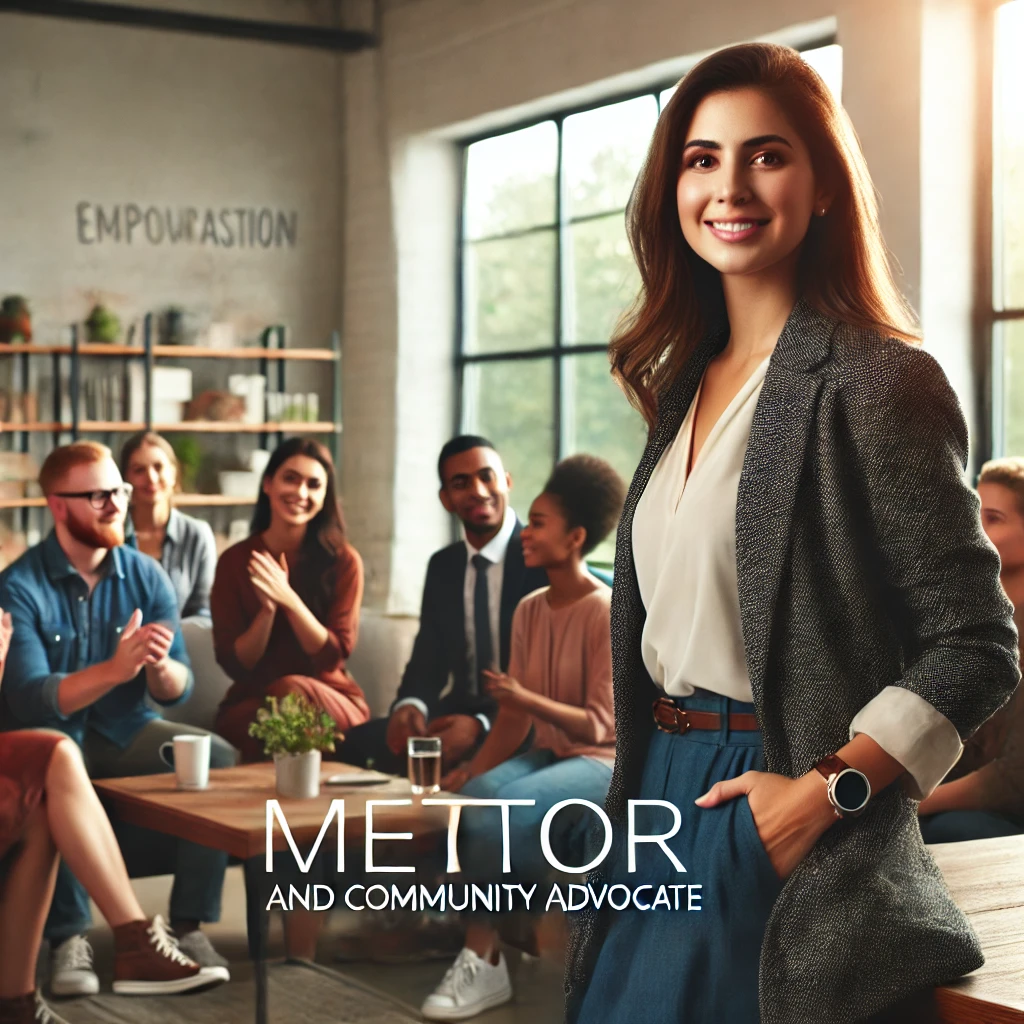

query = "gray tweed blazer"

[{"left": 564, "top": 300, "right": 1020, "bottom": 1024}]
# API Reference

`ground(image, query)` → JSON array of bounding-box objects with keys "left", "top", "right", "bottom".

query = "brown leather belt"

[{"left": 652, "top": 697, "right": 760, "bottom": 735}]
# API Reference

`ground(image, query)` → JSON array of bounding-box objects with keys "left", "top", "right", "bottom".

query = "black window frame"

[{"left": 452, "top": 36, "right": 838, "bottom": 544}]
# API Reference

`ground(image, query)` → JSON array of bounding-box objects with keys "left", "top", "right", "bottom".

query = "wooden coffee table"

[{"left": 93, "top": 762, "right": 450, "bottom": 1024}]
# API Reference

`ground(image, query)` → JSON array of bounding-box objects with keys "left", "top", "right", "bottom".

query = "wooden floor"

[
  {"left": 56, "top": 960, "right": 422, "bottom": 1024},
  {"left": 84, "top": 867, "right": 566, "bottom": 1024}
]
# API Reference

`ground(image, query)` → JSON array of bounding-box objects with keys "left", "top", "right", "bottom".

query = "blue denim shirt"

[{"left": 0, "top": 531, "right": 193, "bottom": 748}]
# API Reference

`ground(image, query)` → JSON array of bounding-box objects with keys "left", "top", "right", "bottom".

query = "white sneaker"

[
  {"left": 50, "top": 935, "right": 100, "bottom": 997},
  {"left": 421, "top": 947, "right": 512, "bottom": 1021}
]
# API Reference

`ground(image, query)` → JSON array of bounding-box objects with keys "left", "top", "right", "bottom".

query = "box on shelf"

[
  {"left": 228, "top": 374, "right": 266, "bottom": 425},
  {"left": 218, "top": 470, "right": 261, "bottom": 499},
  {"left": 207, "top": 323, "right": 236, "bottom": 349},
  {"left": 128, "top": 365, "right": 193, "bottom": 423},
  {"left": 152, "top": 399, "right": 184, "bottom": 425}
]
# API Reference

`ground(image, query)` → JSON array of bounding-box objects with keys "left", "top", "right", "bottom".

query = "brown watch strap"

[{"left": 815, "top": 753, "right": 850, "bottom": 780}]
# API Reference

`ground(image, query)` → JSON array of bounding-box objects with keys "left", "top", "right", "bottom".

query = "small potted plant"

[
  {"left": 171, "top": 435, "right": 202, "bottom": 492},
  {"left": 0, "top": 296, "right": 31, "bottom": 343},
  {"left": 85, "top": 303, "right": 121, "bottom": 343},
  {"left": 248, "top": 693, "right": 339, "bottom": 799}
]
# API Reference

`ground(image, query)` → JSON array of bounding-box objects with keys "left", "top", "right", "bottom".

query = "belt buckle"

[{"left": 653, "top": 698, "right": 690, "bottom": 735}]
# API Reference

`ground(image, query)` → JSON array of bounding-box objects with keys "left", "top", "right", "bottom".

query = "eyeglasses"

[{"left": 55, "top": 485, "right": 133, "bottom": 509}]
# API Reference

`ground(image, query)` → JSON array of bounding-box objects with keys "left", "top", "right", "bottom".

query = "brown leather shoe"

[
  {"left": 112, "top": 915, "right": 229, "bottom": 995},
  {"left": 0, "top": 992, "right": 70, "bottom": 1024}
]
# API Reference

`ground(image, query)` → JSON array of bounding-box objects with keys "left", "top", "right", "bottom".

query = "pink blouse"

[{"left": 508, "top": 584, "right": 615, "bottom": 763}]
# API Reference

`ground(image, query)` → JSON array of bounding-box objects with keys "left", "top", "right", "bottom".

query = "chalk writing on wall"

[{"left": 75, "top": 203, "right": 298, "bottom": 248}]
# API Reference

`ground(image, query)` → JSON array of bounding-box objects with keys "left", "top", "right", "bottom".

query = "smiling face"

[
  {"left": 262, "top": 454, "right": 327, "bottom": 530},
  {"left": 125, "top": 441, "right": 177, "bottom": 506},
  {"left": 521, "top": 492, "right": 585, "bottom": 569},
  {"left": 439, "top": 446, "right": 511, "bottom": 540},
  {"left": 677, "top": 86, "right": 827, "bottom": 281},
  {"left": 979, "top": 482, "right": 1024, "bottom": 575},
  {"left": 50, "top": 456, "right": 127, "bottom": 550}
]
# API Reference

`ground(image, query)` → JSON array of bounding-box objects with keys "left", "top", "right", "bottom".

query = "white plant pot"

[{"left": 274, "top": 750, "right": 321, "bottom": 799}]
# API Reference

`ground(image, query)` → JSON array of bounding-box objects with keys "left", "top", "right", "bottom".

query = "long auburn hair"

[
  {"left": 612, "top": 42, "right": 920, "bottom": 427},
  {"left": 250, "top": 437, "right": 347, "bottom": 621}
]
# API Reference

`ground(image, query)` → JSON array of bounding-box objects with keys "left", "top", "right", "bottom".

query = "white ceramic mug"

[{"left": 159, "top": 734, "right": 211, "bottom": 790}]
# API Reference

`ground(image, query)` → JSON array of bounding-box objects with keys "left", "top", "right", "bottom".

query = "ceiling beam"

[{"left": 0, "top": 0, "right": 377, "bottom": 52}]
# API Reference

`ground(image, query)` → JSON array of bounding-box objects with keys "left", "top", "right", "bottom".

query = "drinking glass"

[{"left": 407, "top": 736, "right": 442, "bottom": 795}]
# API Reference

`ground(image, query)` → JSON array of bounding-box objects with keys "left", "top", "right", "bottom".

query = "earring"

[{"left": 818, "top": 207, "right": 827, "bottom": 216}]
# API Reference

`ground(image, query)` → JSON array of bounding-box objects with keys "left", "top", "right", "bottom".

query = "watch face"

[{"left": 833, "top": 769, "right": 870, "bottom": 813}]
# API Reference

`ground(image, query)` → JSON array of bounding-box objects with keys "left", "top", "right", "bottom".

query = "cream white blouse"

[{"left": 632, "top": 355, "right": 962, "bottom": 798}]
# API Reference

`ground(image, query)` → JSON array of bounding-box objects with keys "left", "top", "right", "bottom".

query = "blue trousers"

[
  {"left": 458, "top": 748, "right": 612, "bottom": 908},
  {"left": 45, "top": 719, "right": 236, "bottom": 943},
  {"left": 578, "top": 690, "right": 780, "bottom": 1023}
]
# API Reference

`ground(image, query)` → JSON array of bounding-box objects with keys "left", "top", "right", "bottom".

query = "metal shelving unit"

[{"left": 0, "top": 314, "right": 343, "bottom": 515}]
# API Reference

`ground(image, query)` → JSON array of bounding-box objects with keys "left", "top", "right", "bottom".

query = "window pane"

[
  {"left": 463, "top": 231, "right": 556, "bottom": 354},
  {"left": 801, "top": 44, "right": 843, "bottom": 101},
  {"left": 659, "top": 85, "right": 677, "bottom": 111},
  {"left": 996, "top": 1, "right": 1024, "bottom": 309},
  {"left": 566, "top": 214, "right": 640, "bottom": 344},
  {"left": 563, "top": 351, "right": 647, "bottom": 564},
  {"left": 462, "top": 359, "right": 554, "bottom": 521},
  {"left": 1002, "top": 319, "right": 1024, "bottom": 454},
  {"left": 464, "top": 122, "right": 558, "bottom": 240},
  {"left": 563, "top": 96, "right": 658, "bottom": 219}
]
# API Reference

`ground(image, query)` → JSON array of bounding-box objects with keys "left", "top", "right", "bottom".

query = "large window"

[
  {"left": 994, "top": 1, "right": 1024, "bottom": 453},
  {"left": 457, "top": 45, "right": 842, "bottom": 562}
]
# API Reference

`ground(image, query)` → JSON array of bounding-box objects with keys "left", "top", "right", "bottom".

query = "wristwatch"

[{"left": 814, "top": 754, "right": 871, "bottom": 818}]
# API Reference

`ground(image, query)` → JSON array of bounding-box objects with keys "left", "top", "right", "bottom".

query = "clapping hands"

[
  {"left": 110, "top": 608, "right": 174, "bottom": 683},
  {"left": 248, "top": 549, "right": 296, "bottom": 613}
]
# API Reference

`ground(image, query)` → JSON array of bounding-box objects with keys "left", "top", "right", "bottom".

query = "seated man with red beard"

[{"left": 0, "top": 442, "right": 233, "bottom": 997}]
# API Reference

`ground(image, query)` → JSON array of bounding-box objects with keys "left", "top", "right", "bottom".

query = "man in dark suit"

[{"left": 337, "top": 436, "right": 546, "bottom": 775}]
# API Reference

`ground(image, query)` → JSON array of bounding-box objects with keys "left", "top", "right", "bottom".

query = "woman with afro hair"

[{"left": 419, "top": 454, "right": 626, "bottom": 1022}]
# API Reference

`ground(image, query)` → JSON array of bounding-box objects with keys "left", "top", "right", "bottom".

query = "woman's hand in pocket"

[{"left": 695, "top": 771, "right": 837, "bottom": 880}]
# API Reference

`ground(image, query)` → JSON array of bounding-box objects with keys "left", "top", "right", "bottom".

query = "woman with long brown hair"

[
  {"left": 210, "top": 437, "right": 369, "bottom": 763},
  {"left": 566, "top": 43, "right": 1018, "bottom": 1024}
]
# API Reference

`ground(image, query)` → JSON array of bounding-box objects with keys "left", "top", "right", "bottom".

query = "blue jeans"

[
  {"left": 920, "top": 809, "right": 1024, "bottom": 844},
  {"left": 45, "top": 719, "right": 237, "bottom": 943},
  {"left": 458, "top": 749, "right": 612, "bottom": 896}
]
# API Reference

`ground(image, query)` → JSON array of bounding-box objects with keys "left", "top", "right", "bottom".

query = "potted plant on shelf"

[
  {"left": 85, "top": 303, "right": 121, "bottom": 343},
  {"left": 248, "top": 693, "right": 339, "bottom": 799},
  {"left": 0, "top": 296, "right": 31, "bottom": 343},
  {"left": 170, "top": 435, "right": 202, "bottom": 493}
]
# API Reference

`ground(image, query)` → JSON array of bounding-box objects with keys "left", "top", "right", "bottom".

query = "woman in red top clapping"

[{"left": 211, "top": 438, "right": 369, "bottom": 763}]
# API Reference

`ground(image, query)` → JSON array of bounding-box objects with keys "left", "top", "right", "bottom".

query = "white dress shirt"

[
  {"left": 632, "top": 355, "right": 962, "bottom": 798},
  {"left": 393, "top": 504, "right": 516, "bottom": 732}
]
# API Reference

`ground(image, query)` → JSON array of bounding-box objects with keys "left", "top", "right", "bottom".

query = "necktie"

[{"left": 472, "top": 554, "right": 493, "bottom": 692}]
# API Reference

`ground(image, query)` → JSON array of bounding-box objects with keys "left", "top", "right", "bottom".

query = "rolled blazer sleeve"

[{"left": 839, "top": 343, "right": 1019, "bottom": 757}]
